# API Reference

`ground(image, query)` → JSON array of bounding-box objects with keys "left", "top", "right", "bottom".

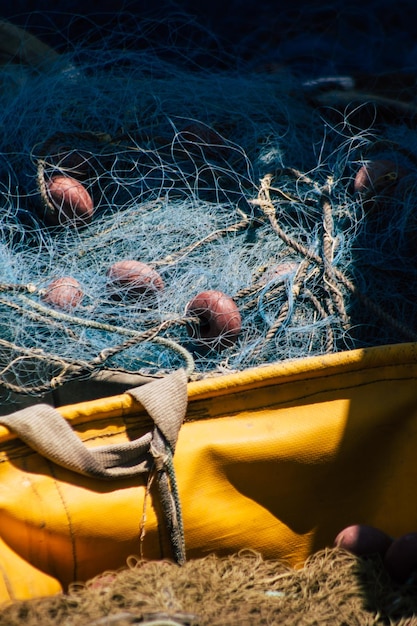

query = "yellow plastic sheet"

[{"left": 1, "top": 342, "right": 417, "bottom": 603}]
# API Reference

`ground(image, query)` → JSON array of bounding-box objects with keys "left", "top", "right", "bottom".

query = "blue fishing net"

[{"left": 0, "top": 5, "right": 416, "bottom": 395}]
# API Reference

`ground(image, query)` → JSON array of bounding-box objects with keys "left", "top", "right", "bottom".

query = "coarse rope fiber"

[{"left": 1, "top": 549, "right": 417, "bottom": 625}]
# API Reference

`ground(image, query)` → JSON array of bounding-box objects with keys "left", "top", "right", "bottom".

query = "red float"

[
  {"left": 106, "top": 260, "right": 164, "bottom": 300},
  {"left": 353, "top": 159, "right": 408, "bottom": 197},
  {"left": 333, "top": 524, "right": 393, "bottom": 558},
  {"left": 185, "top": 289, "right": 241, "bottom": 351},
  {"left": 44, "top": 174, "right": 94, "bottom": 227},
  {"left": 41, "top": 276, "right": 84, "bottom": 311}
]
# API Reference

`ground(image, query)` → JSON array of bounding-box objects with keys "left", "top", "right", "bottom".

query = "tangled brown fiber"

[{"left": 1, "top": 549, "right": 417, "bottom": 626}]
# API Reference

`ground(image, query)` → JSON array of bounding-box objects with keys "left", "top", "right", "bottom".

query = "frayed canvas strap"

[{"left": 0, "top": 368, "right": 188, "bottom": 564}]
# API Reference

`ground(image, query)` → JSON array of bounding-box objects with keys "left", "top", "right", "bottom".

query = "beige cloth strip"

[{"left": 0, "top": 369, "right": 187, "bottom": 479}]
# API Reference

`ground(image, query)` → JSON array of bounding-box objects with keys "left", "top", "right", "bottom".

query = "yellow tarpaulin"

[{"left": 0, "top": 342, "right": 417, "bottom": 603}]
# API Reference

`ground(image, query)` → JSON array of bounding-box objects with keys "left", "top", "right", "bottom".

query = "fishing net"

[
  {"left": 0, "top": 8, "right": 417, "bottom": 398},
  {"left": 1, "top": 549, "right": 417, "bottom": 625}
]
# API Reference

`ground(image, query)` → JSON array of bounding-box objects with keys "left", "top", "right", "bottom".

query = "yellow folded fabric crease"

[{"left": 1, "top": 342, "right": 417, "bottom": 604}]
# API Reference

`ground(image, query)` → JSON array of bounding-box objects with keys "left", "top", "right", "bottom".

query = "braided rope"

[{"left": 252, "top": 173, "right": 417, "bottom": 342}]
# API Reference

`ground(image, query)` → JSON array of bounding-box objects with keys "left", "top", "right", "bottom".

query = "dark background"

[{"left": 2, "top": 0, "right": 417, "bottom": 77}]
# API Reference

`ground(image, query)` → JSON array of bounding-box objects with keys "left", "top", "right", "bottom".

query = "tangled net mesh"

[
  {"left": 1, "top": 11, "right": 417, "bottom": 396},
  {"left": 2, "top": 549, "right": 417, "bottom": 625}
]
